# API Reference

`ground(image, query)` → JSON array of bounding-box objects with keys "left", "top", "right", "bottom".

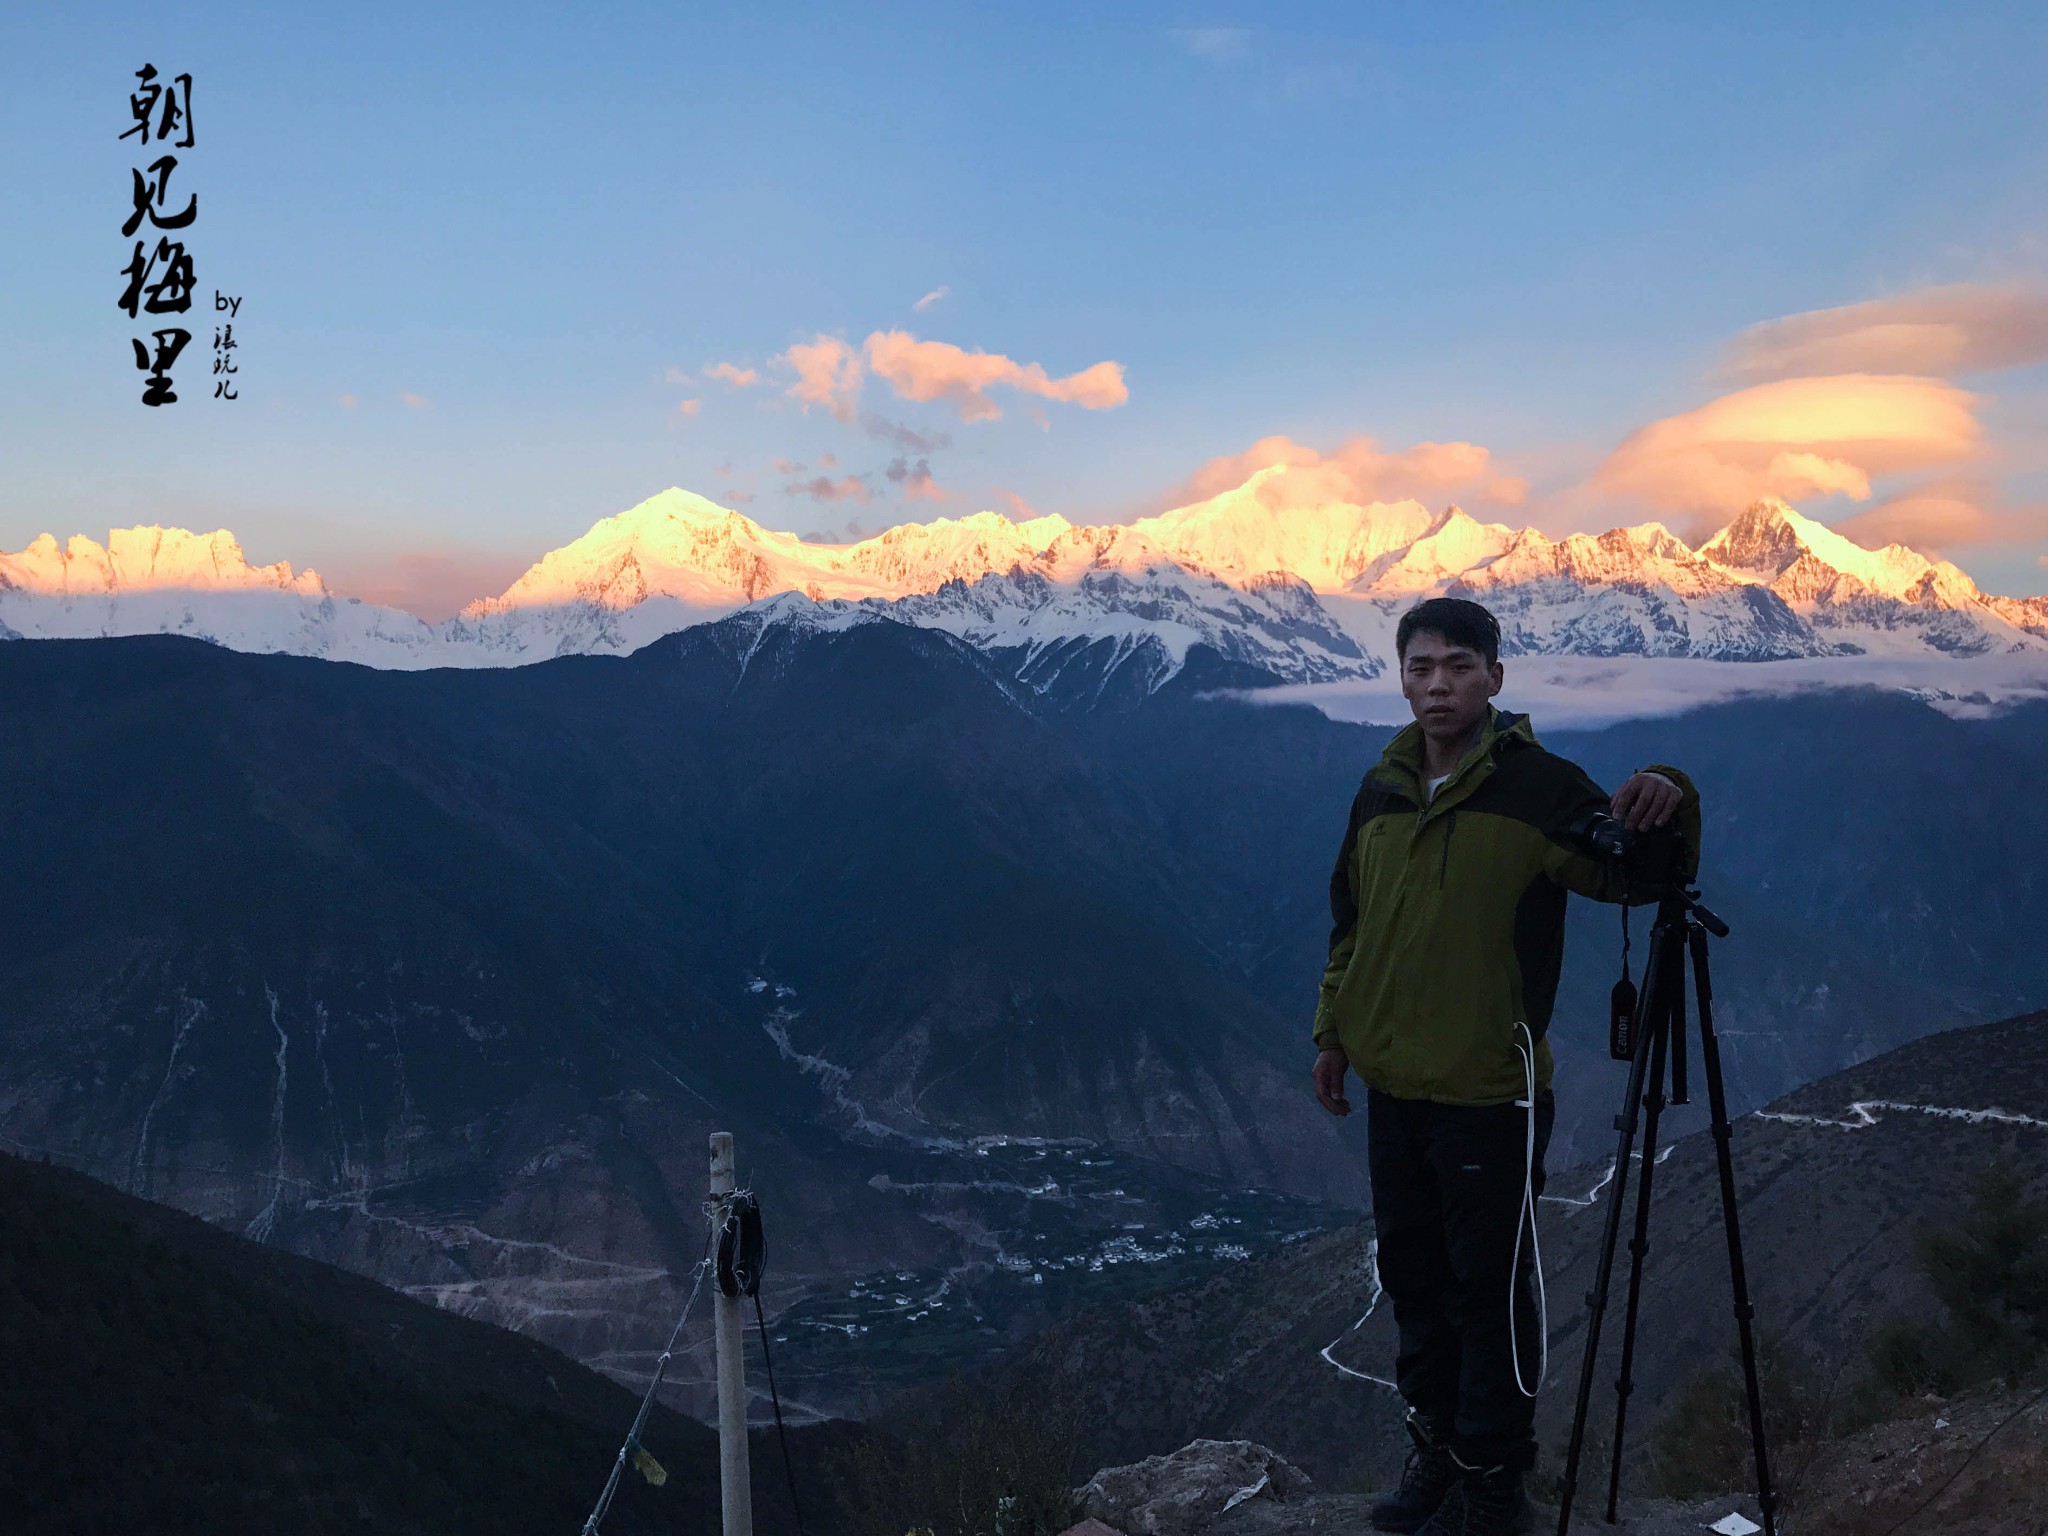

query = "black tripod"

[{"left": 1555, "top": 886, "right": 1777, "bottom": 1535}]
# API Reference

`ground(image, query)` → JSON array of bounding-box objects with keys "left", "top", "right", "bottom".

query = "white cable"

[{"left": 1510, "top": 1021, "right": 1547, "bottom": 1398}]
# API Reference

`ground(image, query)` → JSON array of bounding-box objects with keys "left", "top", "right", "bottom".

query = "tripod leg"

[
  {"left": 1556, "top": 901, "right": 1681, "bottom": 1536},
  {"left": 1669, "top": 963, "right": 1689, "bottom": 1106},
  {"left": 1604, "top": 972, "right": 1673, "bottom": 1522},
  {"left": 1688, "top": 923, "right": 1780, "bottom": 1536}
]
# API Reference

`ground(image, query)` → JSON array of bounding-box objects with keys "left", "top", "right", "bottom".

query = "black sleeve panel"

[
  {"left": 1522, "top": 748, "right": 1614, "bottom": 844},
  {"left": 1512, "top": 871, "right": 1570, "bottom": 1042},
  {"left": 1326, "top": 778, "right": 1374, "bottom": 955}
]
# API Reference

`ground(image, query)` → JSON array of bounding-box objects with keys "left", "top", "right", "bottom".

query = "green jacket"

[{"left": 1312, "top": 705, "right": 1701, "bottom": 1106}]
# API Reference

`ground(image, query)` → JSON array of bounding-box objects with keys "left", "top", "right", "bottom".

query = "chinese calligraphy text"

[{"left": 121, "top": 64, "right": 208, "bottom": 406}]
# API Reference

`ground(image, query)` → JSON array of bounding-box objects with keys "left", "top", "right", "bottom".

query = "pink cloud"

[
  {"left": 399, "top": 392, "right": 432, "bottom": 410},
  {"left": 1832, "top": 478, "right": 2048, "bottom": 553},
  {"left": 324, "top": 547, "right": 531, "bottom": 623},
  {"left": 1172, "top": 434, "right": 1527, "bottom": 510},
  {"left": 705, "top": 361, "right": 760, "bottom": 388},
  {"left": 1720, "top": 282, "right": 2048, "bottom": 383},
  {"left": 677, "top": 398, "right": 702, "bottom": 417},
  {"left": 778, "top": 335, "right": 863, "bottom": 421},
  {"left": 995, "top": 488, "right": 1037, "bottom": 519},
  {"left": 913, "top": 286, "right": 951, "bottom": 312},
  {"left": 337, "top": 393, "right": 358, "bottom": 411},
  {"left": 786, "top": 473, "right": 871, "bottom": 505},
  {"left": 1593, "top": 374, "right": 1981, "bottom": 536},
  {"left": 862, "top": 330, "right": 1128, "bottom": 422}
]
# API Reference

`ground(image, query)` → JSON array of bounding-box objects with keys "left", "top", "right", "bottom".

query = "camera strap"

[{"left": 1609, "top": 898, "right": 1638, "bottom": 1061}]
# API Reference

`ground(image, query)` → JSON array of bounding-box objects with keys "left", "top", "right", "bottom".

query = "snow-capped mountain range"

[{"left": 4, "top": 472, "right": 2045, "bottom": 693}]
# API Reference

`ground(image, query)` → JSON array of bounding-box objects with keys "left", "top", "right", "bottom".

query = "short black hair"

[{"left": 1396, "top": 597, "right": 1502, "bottom": 668}]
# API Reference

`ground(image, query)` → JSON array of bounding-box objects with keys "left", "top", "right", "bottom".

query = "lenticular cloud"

[
  {"left": 1593, "top": 374, "right": 1981, "bottom": 537},
  {"left": 1720, "top": 282, "right": 2048, "bottom": 383}
]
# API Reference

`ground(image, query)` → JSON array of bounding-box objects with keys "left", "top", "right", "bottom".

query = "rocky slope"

[
  {"left": 1065, "top": 1385, "right": 2048, "bottom": 1536},
  {"left": 929, "top": 1010, "right": 2048, "bottom": 1495}
]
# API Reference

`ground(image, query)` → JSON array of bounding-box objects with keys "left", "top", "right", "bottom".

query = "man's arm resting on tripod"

[{"left": 1543, "top": 762, "right": 1702, "bottom": 903}]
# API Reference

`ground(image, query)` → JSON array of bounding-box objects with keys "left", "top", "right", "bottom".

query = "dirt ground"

[
  {"left": 1776, "top": 1384, "right": 2048, "bottom": 1536},
  {"left": 1141, "top": 1383, "right": 2048, "bottom": 1536}
]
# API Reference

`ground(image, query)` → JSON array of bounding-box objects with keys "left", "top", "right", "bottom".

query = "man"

[{"left": 1311, "top": 598, "right": 1700, "bottom": 1536}]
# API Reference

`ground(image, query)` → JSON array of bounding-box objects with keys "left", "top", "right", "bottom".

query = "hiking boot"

[
  {"left": 1414, "top": 1459, "right": 1532, "bottom": 1536},
  {"left": 1369, "top": 1412, "right": 1458, "bottom": 1532}
]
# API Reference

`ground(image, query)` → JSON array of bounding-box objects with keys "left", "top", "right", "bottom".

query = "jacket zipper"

[{"left": 1439, "top": 810, "right": 1457, "bottom": 888}]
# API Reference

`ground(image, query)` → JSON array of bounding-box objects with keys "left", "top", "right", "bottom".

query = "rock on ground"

[{"left": 1075, "top": 1439, "right": 1314, "bottom": 1535}]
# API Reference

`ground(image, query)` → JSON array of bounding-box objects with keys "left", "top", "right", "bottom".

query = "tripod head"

[{"left": 1661, "top": 884, "right": 1729, "bottom": 939}]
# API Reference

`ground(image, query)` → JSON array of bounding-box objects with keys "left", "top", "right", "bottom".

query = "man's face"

[{"left": 1400, "top": 629, "right": 1503, "bottom": 745}]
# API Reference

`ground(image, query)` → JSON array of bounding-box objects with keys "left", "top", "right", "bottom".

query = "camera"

[{"left": 1568, "top": 809, "right": 1687, "bottom": 888}]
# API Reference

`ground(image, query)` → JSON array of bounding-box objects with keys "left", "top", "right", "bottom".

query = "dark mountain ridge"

[
  {"left": 1, "top": 617, "right": 2042, "bottom": 1415},
  {"left": 0, "top": 1146, "right": 845, "bottom": 1535}
]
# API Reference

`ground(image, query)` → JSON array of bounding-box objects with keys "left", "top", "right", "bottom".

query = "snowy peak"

[
  {"left": 1463, "top": 522, "right": 1743, "bottom": 599},
  {"left": 1350, "top": 506, "right": 1517, "bottom": 597},
  {"left": 1680, "top": 498, "right": 2046, "bottom": 655},
  {"left": 1039, "top": 522, "right": 1188, "bottom": 580},
  {"left": 0, "top": 525, "right": 326, "bottom": 598},
  {"left": 4, "top": 482, "right": 2043, "bottom": 677},
  {"left": 1135, "top": 465, "right": 1437, "bottom": 589},
  {"left": 464, "top": 491, "right": 1077, "bottom": 621},
  {"left": 464, "top": 488, "right": 812, "bottom": 616},
  {"left": 1700, "top": 499, "right": 1936, "bottom": 599},
  {"left": 431, "top": 488, "right": 1381, "bottom": 690},
  {"left": 840, "top": 509, "right": 1069, "bottom": 591},
  {"left": 0, "top": 523, "right": 446, "bottom": 663}
]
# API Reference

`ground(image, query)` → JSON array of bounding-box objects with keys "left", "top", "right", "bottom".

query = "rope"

[
  {"left": 753, "top": 1289, "right": 809, "bottom": 1536},
  {"left": 581, "top": 1223, "right": 715, "bottom": 1536}
]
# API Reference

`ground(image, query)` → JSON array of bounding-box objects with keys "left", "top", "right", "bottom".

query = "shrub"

[
  {"left": 1652, "top": 1334, "right": 1825, "bottom": 1499},
  {"left": 1914, "top": 1163, "right": 2048, "bottom": 1386},
  {"left": 833, "top": 1390, "right": 1078, "bottom": 1536},
  {"left": 1863, "top": 1318, "right": 1958, "bottom": 1398},
  {"left": 1857, "top": 1161, "right": 2048, "bottom": 1406}
]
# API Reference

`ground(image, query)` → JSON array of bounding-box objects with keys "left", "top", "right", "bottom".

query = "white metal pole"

[{"left": 710, "top": 1131, "right": 753, "bottom": 1536}]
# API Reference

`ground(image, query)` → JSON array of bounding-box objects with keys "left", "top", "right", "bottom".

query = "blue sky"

[{"left": 5, "top": 2, "right": 2046, "bottom": 614}]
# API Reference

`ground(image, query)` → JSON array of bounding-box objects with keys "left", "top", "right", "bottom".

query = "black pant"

[{"left": 1367, "top": 1085, "right": 1555, "bottom": 1471}]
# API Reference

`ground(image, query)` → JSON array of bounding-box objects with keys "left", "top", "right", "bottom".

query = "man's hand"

[
  {"left": 1610, "top": 770, "right": 1680, "bottom": 833},
  {"left": 1313, "top": 1046, "right": 1351, "bottom": 1117}
]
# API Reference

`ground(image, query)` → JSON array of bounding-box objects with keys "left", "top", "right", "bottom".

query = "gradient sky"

[{"left": 5, "top": 2, "right": 2046, "bottom": 617}]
